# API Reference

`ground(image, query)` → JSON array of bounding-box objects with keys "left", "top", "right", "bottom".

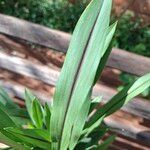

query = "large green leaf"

[
  {"left": 67, "top": 19, "right": 117, "bottom": 150},
  {"left": 86, "top": 73, "right": 150, "bottom": 130},
  {"left": 69, "top": 94, "right": 91, "bottom": 149},
  {"left": 93, "top": 22, "right": 117, "bottom": 85},
  {"left": 50, "top": 0, "right": 115, "bottom": 149}
]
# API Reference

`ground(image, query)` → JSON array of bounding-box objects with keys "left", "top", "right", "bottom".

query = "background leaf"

[
  {"left": 86, "top": 73, "right": 150, "bottom": 130},
  {"left": 0, "top": 87, "right": 18, "bottom": 109},
  {"left": 31, "top": 98, "right": 44, "bottom": 128},
  {"left": 0, "top": 107, "right": 16, "bottom": 129},
  {"left": 5, "top": 128, "right": 51, "bottom": 150},
  {"left": 0, "top": 132, "right": 28, "bottom": 150},
  {"left": 95, "top": 135, "right": 116, "bottom": 150}
]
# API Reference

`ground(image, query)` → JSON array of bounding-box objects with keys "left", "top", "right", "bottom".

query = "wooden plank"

[
  {"left": 107, "top": 48, "right": 150, "bottom": 76},
  {"left": 0, "top": 14, "right": 70, "bottom": 53},
  {"left": 0, "top": 81, "right": 51, "bottom": 104},
  {"left": 105, "top": 115, "right": 150, "bottom": 144},
  {"left": 0, "top": 81, "right": 149, "bottom": 143},
  {"left": 0, "top": 52, "right": 149, "bottom": 120},
  {"left": 0, "top": 52, "right": 59, "bottom": 86},
  {"left": 0, "top": 34, "right": 48, "bottom": 64},
  {"left": 0, "top": 14, "right": 150, "bottom": 76}
]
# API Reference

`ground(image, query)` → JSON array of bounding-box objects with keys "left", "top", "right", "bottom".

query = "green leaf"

[
  {"left": 83, "top": 116, "right": 105, "bottom": 137},
  {"left": 25, "top": 89, "right": 42, "bottom": 127},
  {"left": 5, "top": 128, "right": 51, "bottom": 150},
  {"left": 69, "top": 94, "right": 91, "bottom": 149},
  {"left": 0, "top": 86, "right": 18, "bottom": 109},
  {"left": 5, "top": 127, "right": 50, "bottom": 142},
  {"left": 0, "top": 107, "right": 16, "bottom": 129},
  {"left": 24, "top": 89, "right": 35, "bottom": 120},
  {"left": 50, "top": 0, "right": 115, "bottom": 149},
  {"left": 95, "top": 135, "right": 116, "bottom": 150},
  {"left": 0, "top": 88, "right": 29, "bottom": 121},
  {"left": 10, "top": 117, "right": 29, "bottom": 126},
  {"left": 31, "top": 98, "right": 44, "bottom": 128},
  {"left": 76, "top": 126, "right": 108, "bottom": 150},
  {"left": 44, "top": 103, "right": 51, "bottom": 130},
  {"left": 0, "top": 132, "right": 28, "bottom": 150},
  {"left": 0, "top": 102, "right": 29, "bottom": 126},
  {"left": 7, "top": 108, "right": 29, "bottom": 119},
  {"left": 89, "top": 96, "right": 102, "bottom": 113},
  {"left": 87, "top": 73, "right": 150, "bottom": 130},
  {"left": 93, "top": 22, "right": 117, "bottom": 85},
  {"left": 91, "top": 97, "right": 102, "bottom": 104}
]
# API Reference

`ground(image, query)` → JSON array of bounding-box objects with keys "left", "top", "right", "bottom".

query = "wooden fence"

[{"left": 0, "top": 14, "right": 150, "bottom": 149}]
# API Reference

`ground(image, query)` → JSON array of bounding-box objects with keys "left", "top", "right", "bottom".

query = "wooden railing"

[
  {"left": 0, "top": 14, "right": 150, "bottom": 76},
  {"left": 0, "top": 14, "right": 150, "bottom": 147}
]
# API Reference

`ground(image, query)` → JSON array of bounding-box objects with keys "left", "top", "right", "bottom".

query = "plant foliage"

[
  {"left": 0, "top": 0, "right": 150, "bottom": 149},
  {"left": 0, "top": 0, "right": 85, "bottom": 33}
]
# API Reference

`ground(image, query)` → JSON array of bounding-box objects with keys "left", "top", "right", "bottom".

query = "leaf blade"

[
  {"left": 87, "top": 73, "right": 150, "bottom": 130},
  {"left": 31, "top": 98, "right": 44, "bottom": 128},
  {"left": 50, "top": 0, "right": 115, "bottom": 149}
]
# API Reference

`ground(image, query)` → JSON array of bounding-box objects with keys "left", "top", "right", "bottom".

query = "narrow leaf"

[
  {"left": 0, "top": 86, "right": 18, "bottom": 109},
  {"left": 83, "top": 116, "right": 105, "bottom": 137},
  {"left": 0, "top": 107, "right": 16, "bottom": 129},
  {"left": 5, "top": 128, "right": 51, "bottom": 150},
  {"left": 24, "top": 89, "right": 35, "bottom": 120},
  {"left": 89, "top": 96, "right": 102, "bottom": 113},
  {"left": 25, "top": 89, "right": 42, "bottom": 127},
  {"left": 69, "top": 95, "right": 91, "bottom": 149},
  {"left": 44, "top": 103, "right": 51, "bottom": 130},
  {"left": 0, "top": 132, "right": 28, "bottom": 150},
  {"left": 93, "top": 22, "right": 117, "bottom": 85},
  {"left": 50, "top": 0, "right": 114, "bottom": 149},
  {"left": 5, "top": 127, "right": 50, "bottom": 142},
  {"left": 76, "top": 127, "right": 108, "bottom": 150},
  {"left": 87, "top": 73, "right": 150, "bottom": 129},
  {"left": 95, "top": 135, "right": 116, "bottom": 150},
  {"left": 31, "top": 98, "right": 44, "bottom": 128}
]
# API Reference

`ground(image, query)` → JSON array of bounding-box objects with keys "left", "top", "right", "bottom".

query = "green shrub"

[
  {"left": 0, "top": 0, "right": 150, "bottom": 149},
  {"left": 0, "top": 0, "right": 85, "bottom": 32},
  {"left": 113, "top": 14, "right": 150, "bottom": 57}
]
